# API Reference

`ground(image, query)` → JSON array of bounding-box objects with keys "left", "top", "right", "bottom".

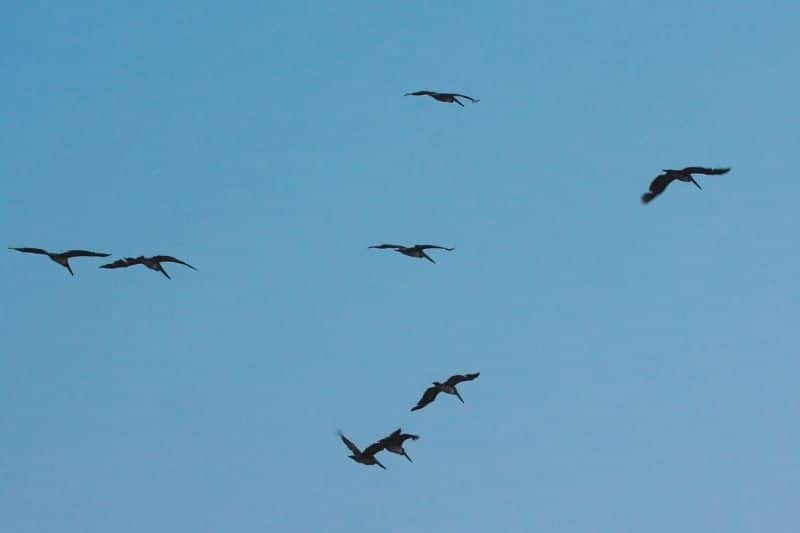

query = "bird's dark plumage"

[
  {"left": 337, "top": 431, "right": 386, "bottom": 470},
  {"left": 9, "top": 247, "right": 110, "bottom": 276},
  {"left": 641, "top": 167, "right": 730, "bottom": 204},
  {"left": 379, "top": 428, "right": 420, "bottom": 462},
  {"left": 369, "top": 243, "right": 455, "bottom": 264},
  {"left": 404, "top": 90, "right": 479, "bottom": 106},
  {"left": 100, "top": 255, "right": 197, "bottom": 279},
  {"left": 411, "top": 372, "right": 480, "bottom": 411}
]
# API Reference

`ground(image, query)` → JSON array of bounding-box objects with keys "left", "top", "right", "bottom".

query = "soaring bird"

[
  {"left": 641, "top": 167, "right": 731, "bottom": 204},
  {"left": 378, "top": 428, "right": 420, "bottom": 463},
  {"left": 404, "top": 90, "right": 479, "bottom": 107},
  {"left": 337, "top": 431, "right": 386, "bottom": 470},
  {"left": 100, "top": 255, "right": 197, "bottom": 279},
  {"left": 411, "top": 372, "right": 480, "bottom": 411},
  {"left": 369, "top": 243, "right": 455, "bottom": 264},
  {"left": 8, "top": 247, "right": 110, "bottom": 276}
]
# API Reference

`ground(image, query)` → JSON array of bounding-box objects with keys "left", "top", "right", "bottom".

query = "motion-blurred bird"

[
  {"left": 337, "top": 431, "right": 386, "bottom": 470},
  {"left": 404, "top": 90, "right": 479, "bottom": 107},
  {"left": 641, "top": 167, "right": 731, "bottom": 204},
  {"left": 378, "top": 428, "right": 419, "bottom": 462},
  {"left": 411, "top": 372, "right": 480, "bottom": 411},
  {"left": 100, "top": 255, "right": 197, "bottom": 279},
  {"left": 369, "top": 243, "right": 454, "bottom": 264},
  {"left": 8, "top": 247, "right": 110, "bottom": 276}
]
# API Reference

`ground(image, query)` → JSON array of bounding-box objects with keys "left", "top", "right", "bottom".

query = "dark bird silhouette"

[
  {"left": 411, "top": 372, "right": 480, "bottom": 411},
  {"left": 404, "top": 90, "right": 479, "bottom": 107},
  {"left": 369, "top": 243, "right": 454, "bottom": 264},
  {"left": 337, "top": 431, "right": 386, "bottom": 470},
  {"left": 8, "top": 247, "right": 110, "bottom": 276},
  {"left": 379, "top": 428, "right": 419, "bottom": 462},
  {"left": 641, "top": 167, "right": 731, "bottom": 204},
  {"left": 100, "top": 255, "right": 197, "bottom": 279}
]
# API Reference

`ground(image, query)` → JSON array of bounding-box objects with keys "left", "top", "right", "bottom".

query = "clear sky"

[{"left": 1, "top": 2, "right": 798, "bottom": 532}]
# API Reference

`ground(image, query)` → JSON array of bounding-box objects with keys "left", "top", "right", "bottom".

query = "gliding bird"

[
  {"left": 411, "top": 372, "right": 480, "bottom": 411},
  {"left": 8, "top": 247, "right": 110, "bottom": 276},
  {"left": 404, "top": 90, "right": 479, "bottom": 107},
  {"left": 378, "top": 428, "right": 419, "bottom": 462},
  {"left": 100, "top": 255, "right": 197, "bottom": 279},
  {"left": 369, "top": 243, "right": 454, "bottom": 264},
  {"left": 641, "top": 166, "right": 731, "bottom": 204}
]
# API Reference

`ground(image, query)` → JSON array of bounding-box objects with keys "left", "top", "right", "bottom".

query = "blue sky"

[{"left": 1, "top": 2, "right": 798, "bottom": 532}]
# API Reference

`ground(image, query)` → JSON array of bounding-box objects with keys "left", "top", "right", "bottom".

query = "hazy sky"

[{"left": 2, "top": 2, "right": 798, "bottom": 532}]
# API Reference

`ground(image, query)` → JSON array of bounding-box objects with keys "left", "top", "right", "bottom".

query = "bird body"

[
  {"left": 338, "top": 431, "right": 386, "bottom": 469},
  {"left": 411, "top": 372, "right": 480, "bottom": 411},
  {"left": 404, "top": 90, "right": 479, "bottom": 107},
  {"left": 641, "top": 166, "right": 730, "bottom": 203},
  {"left": 100, "top": 255, "right": 197, "bottom": 279},
  {"left": 8, "top": 247, "right": 110, "bottom": 276},
  {"left": 369, "top": 243, "right": 454, "bottom": 264}
]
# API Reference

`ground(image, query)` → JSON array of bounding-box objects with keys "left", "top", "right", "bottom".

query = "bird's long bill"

[
  {"left": 403, "top": 451, "right": 413, "bottom": 463},
  {"left": 455, "top": 389, "right": 464, "bottom": 403},
  {"left": 690, "top": 177, "right": 703, "bottom": 190},
  {"left": 375, "top": 459, "right": 386, "bottom": 470}
]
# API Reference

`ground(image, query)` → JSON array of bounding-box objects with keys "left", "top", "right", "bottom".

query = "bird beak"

[
  {"left": 403, "top": 451, "right": 413, "bottom": 463},
  {"left": 690, "top": 177, "right": 703, "bottom": 190}
]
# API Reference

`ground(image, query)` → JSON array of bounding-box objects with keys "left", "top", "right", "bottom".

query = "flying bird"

[
  {"left": 100, "top": 255, "right": 197, "bottom": 279},
  {"left": 404, "top": 90, "right": 479, "bottom": 107},
  {"left": 641, "top": 167, "right": 731, "bottom": 204},
  {"left": 378, "top": 428, "right": 419, "bottom": 463},
  {"left": 337, "top": 431, "right": 386, "bottom": 470},
  {"left": 369, "top": 243, "right": 454, "bottom": 264},
  {"left": 411, "top": 372, "right": 480, "bottom": 411},
  {"left": 8, "top": 247, "right": 110, "bottom": 276}
]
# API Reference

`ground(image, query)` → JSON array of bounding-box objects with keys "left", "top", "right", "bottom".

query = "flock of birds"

[{"left": 9, "top": 89, "right": 732, "bottom": 471}]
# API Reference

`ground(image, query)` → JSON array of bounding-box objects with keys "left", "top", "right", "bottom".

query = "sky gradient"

[{"left": 2, "top": 2, "right": 799, "bottom": 532}]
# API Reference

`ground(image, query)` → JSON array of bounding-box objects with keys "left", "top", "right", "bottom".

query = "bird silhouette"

[
  {"left": 378, "top": 428, "right": 419, "bottom": 462},
  {"left": 8, "top": 247, "right": 110, "bottom": 276},
  {"left": 404, "top": 90, "right": 479, "bottom": 107},
  {"left": 100, "top": 255, "right": 197, "bottom": 279},
  {"left": 337, "top": 431, "right": 386, "bottom": 470},
  {"left": 411, "top": 372, "right": 480, "bottom": 411},
  {"left": 369, "top": 243, "right": 454, "bottom": 264},
  {"left": 641, "top": 167, "right": 731, "bottom": 204}
]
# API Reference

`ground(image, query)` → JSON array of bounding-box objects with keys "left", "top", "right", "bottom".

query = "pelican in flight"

[
  {"left": 411, "top": 372, "right": 480, "bottom": 411},
  {"left": 641, "top": 166, "right": 731, "bottom": 204},
  {"left": 378, "top": 428, "right": 419, "bottom": 463},
  {"left": 100, "top": 255, "right": 197, "bottom": 279},
  {"left": 369, "top": 243, "right": 454, "bottom": 264},
  {"left": 337, "top": 431, "right": 386, "bottom": 470},
  {"left": 8, "top": 247, "right": 110, "bottom": 276},
  {"left": 404, "top": 90, "right": 479, "bottom": 107}
]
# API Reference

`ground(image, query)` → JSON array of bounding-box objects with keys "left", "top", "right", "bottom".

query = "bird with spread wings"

[
  {"left": 9, "top": 247, "right": 110, "bottom": 276},
  {"left": 369, "top": 243, "right": 454, "bottom": 264},
  {"left": 411, "top": 373, "right": 480, "bottom": 411},
  {"left": 641, "top": 166, "right": 731, "bottom": 204},
  {"left": 337, "top": 431, "right": 387, "bottom": 470},
  {"left": 404, "top": 90, "right": 479, "bottom": 107},
  {"left": 100, "top": 255, "right": 197, "bottom": 279}
]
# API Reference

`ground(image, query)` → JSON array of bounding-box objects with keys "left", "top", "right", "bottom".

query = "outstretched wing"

[
  {"left": 450, "top": 93, "right": 479, "bottom": 103},
  {"left": 369, "top": 244, "right": 403, "bottom": 250},
  {"left": 9, "top": 247, "right": 49, "bottom": 255},
  {"left": 398, "top": 432, "right": 419, "bottom": 443},
  {"left": 414, "top": 244, "right": 454, "bottom": 251},
  {"left": 99, "top": 258, "right": 139, "bottom": 269},
  {"left": 363, "top": 440, "right": 385, "bottom": 457},
  {"left": 682, "top": 167, "right": 731, "bottom": 175},
  {"left": 338, "top": 432, "right": 361, "bottom": 455},
  {"left": 641, "top": 172, "right": 676, "bottom": 203},
  {"left": 411, "top": 386, "right": 441, "bottom": 411},
  {"left": 404, "top": 90, "right": 436, "bottom": 96},
  {"left": 151, "top": 255, "right": 197, "bottom": 270},
  {"left": 62, "top": 250, "right": 111, "bottom": 258},
  {"left": 445, "top": 372, "right": 480, "bottom": 386}
]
